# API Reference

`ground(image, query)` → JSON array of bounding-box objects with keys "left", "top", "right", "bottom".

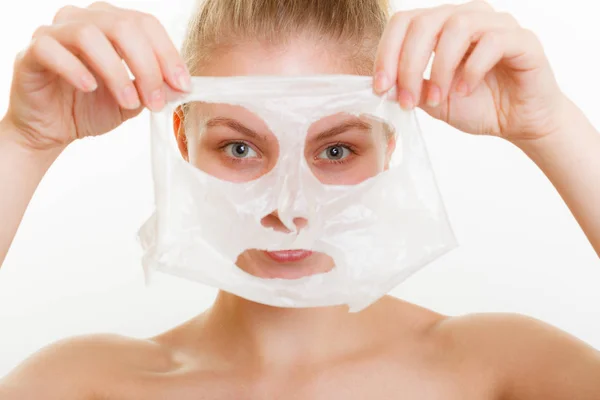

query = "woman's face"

[{"left": 175, "top": 39, "right": 394, "bottom": 279}]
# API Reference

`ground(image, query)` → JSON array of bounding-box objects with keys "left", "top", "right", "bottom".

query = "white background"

[{"left": 0, "top": 0, "right": 599, "bottom": 377}]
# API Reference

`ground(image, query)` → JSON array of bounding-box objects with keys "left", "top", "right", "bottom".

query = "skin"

[{"left": 0, "top": 1, "right": 599, "bottom": 399}]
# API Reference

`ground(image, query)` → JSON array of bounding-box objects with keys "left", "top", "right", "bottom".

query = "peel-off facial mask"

[{"left": 139, "top": 75, "right": 456, "bottom": 312}]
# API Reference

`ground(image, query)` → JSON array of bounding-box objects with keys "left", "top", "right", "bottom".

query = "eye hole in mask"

[
  {"left": 179, "top": 102, "right": 280, "bottom": 183},
  {"left": 304, "top": 113, "right": 397, "bottom": 186}
]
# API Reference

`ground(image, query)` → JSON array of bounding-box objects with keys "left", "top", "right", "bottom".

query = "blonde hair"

[{"left": 181, "top": 0, "right": 390, "bottom": 75}]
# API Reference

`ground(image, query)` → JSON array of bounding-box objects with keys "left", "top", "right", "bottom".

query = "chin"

[{"left": 236, "top": 250, "right": 334, "bottom": 279}]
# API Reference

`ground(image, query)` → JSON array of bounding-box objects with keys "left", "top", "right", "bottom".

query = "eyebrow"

[
  {"left": 204, "top": 117, "right": 371, "bottom": 142},
  {"left": 205, "top": 117, "right": 267, "bottom": 141},
  {"left": 314, "top": 120, "right": 372, "bottom": 142}
]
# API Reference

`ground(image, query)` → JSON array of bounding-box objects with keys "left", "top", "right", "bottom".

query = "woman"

[{"left": 0, "top": 0, "right": 599, "bottom": 398}]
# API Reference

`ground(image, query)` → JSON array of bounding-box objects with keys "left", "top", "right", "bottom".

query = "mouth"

[
  {"left": 236, "top": 249, "right": 332, "bottom": 280},
  {"left": 263, "top": 249, "right": 314, "bottom": 263}
]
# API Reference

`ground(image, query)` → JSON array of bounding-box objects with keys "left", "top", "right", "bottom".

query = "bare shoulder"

[
  {"left": 432, "top": 312, "right": 600, "bottom": 399},
  {"left": 0, "top": 333, "right": 176, "bottom": 400}
]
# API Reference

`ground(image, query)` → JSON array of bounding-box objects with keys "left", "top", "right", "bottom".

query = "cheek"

[
  {"left": 310, "top": 151, "right": 385, "bottom": 185},
  {"left": 345, "top": 153, "right": 386, "bottom": 184},
  {"left": 187, "top": 136, "right": 274, "bottom": 183}
]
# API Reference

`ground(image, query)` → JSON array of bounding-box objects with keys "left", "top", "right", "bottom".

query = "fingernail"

[
  {"left": 455, "top": 80, "right": 469, "bottom": 97},
  {"left": 150, "top": 88, "right": 165, "bottom": 111},
  {"left": 373, "top": 71, "right": 389, "bottom": 94},
  {"left": 174, "top": 66, "right": 191, "bottom": 92},
  {"left": 427, "top": 84, "right": 441, "bottom": 107},
  {"left": 398, "top": 89, "right": 415, "bottom": 110},
  {"left": 81, "top": 75, "right": 97, "bottom": 92},
  {"left": 122, "top": 84, "right": 140, "bottom": 109}
]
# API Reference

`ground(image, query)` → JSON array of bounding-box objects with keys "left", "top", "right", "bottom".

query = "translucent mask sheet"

[{"left": 139, "top": 75, "right": 456, "bottom": 312}]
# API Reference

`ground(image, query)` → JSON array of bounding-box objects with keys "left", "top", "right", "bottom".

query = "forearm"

[
  {"left": 0, "top": 118, "right": 61, "bottom": 267},
  {"left": 515, "top": 97, "right": 600, "bottom": 257}
]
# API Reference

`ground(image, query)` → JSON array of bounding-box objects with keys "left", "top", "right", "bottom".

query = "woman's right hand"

[{"left": 2, "top": 1, "right": 191, "bottom": 151}]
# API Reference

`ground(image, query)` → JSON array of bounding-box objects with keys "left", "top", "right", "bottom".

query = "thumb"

[{"left": 417, "top": 78, "right": 448, "bottom": 121}]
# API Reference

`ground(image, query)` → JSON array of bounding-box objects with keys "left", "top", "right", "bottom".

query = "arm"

[
  {"left": 0, "top": 2, "right": 189, "bottom": 269},
  {"left": 0, "top": 119, "right": 63, "bottom": 267},
  {"left": 373, "top": 3, "right": 600, "bottom": 257},
  {"left": 514, "top": 97, "right": 600, "bottom": 257},
  {"left": 501, "top": 315, "right": 600, "bottom": 400},
  {"left": 440, "top": 313, "right": 600, "bottom": 400}
]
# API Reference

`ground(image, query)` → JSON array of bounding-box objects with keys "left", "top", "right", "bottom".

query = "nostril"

[
  {"left": 260, "top": 213, "right": 291, "bottom": 233},
  {"left": 260, "top": 213, "right": 308, "bottom": 233},
  {"left": 293, "top": 217, "right": 308, "bottom": 231}
]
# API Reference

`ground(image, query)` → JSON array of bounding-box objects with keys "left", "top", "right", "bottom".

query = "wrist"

[
  {"left": 0, "top": 116, "right": 64, "bottom": 170},
  {"left": 510, "top": 94, "right": 583, "bottom": 157}
]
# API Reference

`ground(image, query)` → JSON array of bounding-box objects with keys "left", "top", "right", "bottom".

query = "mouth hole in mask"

[
  {"left": 304, "top": 112, "right": 397, "bottom": 186},
  {"left": 234, "top": 248, "right": 336, "bottom": 280},
  {"left": 175, "top": 101, "right": 280, "bottom": 183}
]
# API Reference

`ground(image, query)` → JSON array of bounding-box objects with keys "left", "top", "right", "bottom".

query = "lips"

[{"left": 263, "top": 250, "right": 314, "bottom": 263}]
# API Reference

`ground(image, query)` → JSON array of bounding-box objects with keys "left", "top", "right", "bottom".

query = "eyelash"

[
  {"left": 218, "top": 141, "right": 358, "bottom": 165},
  {"left": 316, "top": 142, "right": 358, "bottom": 165},
  {"left": 219, "top": 140, "right": 260, "bottom": 163}
]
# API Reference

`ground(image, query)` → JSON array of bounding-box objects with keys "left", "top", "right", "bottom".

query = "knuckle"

[
  {"left": 53, "top": 5, "right": 78, "bottom": 24},
  {"left": 522, "top": 28, "right": 543, "bottom": 50},
  {"left": 483, "top": 30, "right": 502, "bottom": 46},
  {"left": 446, "top": 13, "right": 472, "bottom": 32},
  {"left": 436, "top": 4, "right": 456, "bottom": 14},
  {"left": 390, "top": 11, "right": 407, "bottom": 25},
  {"left": 410, "top": 15, "right": 432, "bottom": 36},
  {"left": 139, "top": 13, "right": 160, "bottom": 28},
  {"left": 88, "top": 1, "right": 111, "bottom": 10},
  {"left": 478, "top": 31, "right": 507, "bottom": 56},
  {"left": 522, "top": 28, "right": 539, "bottom": 42},
  {"left": 109, "top": 17, "right": 135, "bottom": 38},
  {"left": 498, "top": 11, "right": 519, "bottom": 26},
  {"left": 472, "top": 0, "right": 494, "bottom": 11},
  {"left": 462, "top": 62, "right": 480, "bottom": 79},
  {"left": 73, "top": 23, "right": 100, "bottom": 46},
  {"left": 497, "top": 11, "right": 517, "bottom": 22},
  {"left": 14, "top": 50, "right": 26, "bottom": 67},
  {"left": 32, "top": 25, "right": 51, "bottom": 39},
  {"left": 29, "top": 36, "right": 50, "bottom": 58}
]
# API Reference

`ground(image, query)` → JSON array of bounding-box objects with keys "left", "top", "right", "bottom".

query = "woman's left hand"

[{"left": 373, "top": 0, "right": 566, "bottom": 142}]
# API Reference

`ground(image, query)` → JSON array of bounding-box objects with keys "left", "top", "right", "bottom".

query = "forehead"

[{"left": 195, "top": 39, "right": 361, "bottom": 76}]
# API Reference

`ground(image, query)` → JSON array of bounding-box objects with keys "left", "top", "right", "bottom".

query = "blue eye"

[
  {"left": 317, "top": 145, "right": 351, "bottom": 161},
  {"left": 224, "top": 142, "right": 258, "bottom": 158}
]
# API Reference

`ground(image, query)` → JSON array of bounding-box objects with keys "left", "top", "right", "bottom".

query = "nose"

[{"left": 261, "top": 211, "right": 307, "bottom": 233}]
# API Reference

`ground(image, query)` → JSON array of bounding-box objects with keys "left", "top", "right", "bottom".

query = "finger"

[
  {"left": 52, "top": 6, "right": 182, "bottom": 110},
  {"left": 119, "top": 78, "right": 146, "bottom": 122},
  {"left": 396, "top": 5, "right": 455, "bottom": 109},
  {"left": 52, "top": 5, "right": 81, "bottom": 24},
  {"left": 429, "top": 12, "right": 519, "bottom": 104},
  {"left": 50, "top": 23, "right": 141, "bottom": 110},
  {"left": 85, "top": 7, "right": 188, "bottom": 105},
  {"left": 373, "top": 9, "right": 423, "bottom": 95},
  {"left": 66, "top": 5, "right": 189, "bottom": 93},
  {"left": 457, "top": 0, "right": 495, "bottom": 12},
  {"left": 87, "top": 1, "right": 117, "bottom": 11},
  {"left": 99, "top": 13, "right": 167, "bottom": 111},
  {"left": 23, "top": 35, "right": 98, "bottom": 92},
  {"left": 417, "top": 78, "right": 449, "bottom": 122},
  {"left": 126, "top": 80, "right": 183, "bottom": 118},
  {"left": 460, "top": 28, "right": 542, "bottom": 96},
  {"left": 138, "top": 13, "right": 191, "bottom": 93}
]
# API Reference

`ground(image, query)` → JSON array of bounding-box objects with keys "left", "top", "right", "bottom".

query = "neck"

[{"left": 201, "top": 291, "right": 388, "bottom": 366}]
